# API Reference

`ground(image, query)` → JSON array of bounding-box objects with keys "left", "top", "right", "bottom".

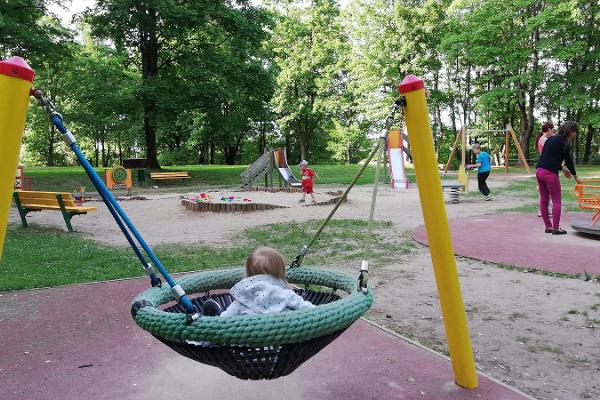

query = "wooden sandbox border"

[{"left": 181, "top": 190, "right": 347, "bottom": 213}]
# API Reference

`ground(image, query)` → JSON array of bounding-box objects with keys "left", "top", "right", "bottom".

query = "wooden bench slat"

[
  {"left": 151, "top": 176, "right": 191, "bottom": 179},
  {"left": 18, "top": 198, "right": 77, "bottom": 207},
  {"left": 20, "top": 203, "right": 96, "bottom": 212},
  {"left": 13, "top": 190, "right": 96, "bottom": 232},
  {"left": 150, "top": 172, "right": 189, "bottom": 175},
  {"left": 152, "top": 177, "right": 191, "bottom": 180},
  {"left": 150, "top": 172, "right": 190, "bottom": 177},
  {"left": 17, "top": 191, "right": 73, "bottom": 199}
]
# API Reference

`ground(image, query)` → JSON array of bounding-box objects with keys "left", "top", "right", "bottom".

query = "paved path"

[
  {"left": 412, "top": 212, "right": 600, "bottom": 275},
  {"left": 0, "top": 277, "right": 531, "bottom": 400}
]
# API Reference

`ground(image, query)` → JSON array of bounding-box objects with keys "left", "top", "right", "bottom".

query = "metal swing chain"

[
  {"left": 290, "top": 98, "right": 406, "bottom": 271},
  {"left": 31, "top": 89, "right": 59, "bottom": 116},
  {"left": 30, "top": 90, "right": 166, "bottom": 288}
]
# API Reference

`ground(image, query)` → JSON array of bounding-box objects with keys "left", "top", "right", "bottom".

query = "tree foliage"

[{"left": 4, "top": 0, "right": 599, "bottom": 167}]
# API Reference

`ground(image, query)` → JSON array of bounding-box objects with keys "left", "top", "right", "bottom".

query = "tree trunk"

[
  {"left": 582, "top": 124, "right": 594, "bottom": 164},
  {"left": 259, "top": 121, "right": 266, "bottom": 155},
  {"left": 105, "top": 141, "right": 112, "bottom": 167},
  {"left": 517, "top": 91, "right": 528, "bottom": 167},
  {"left": 101, "top": 136, "right": 106, "bottom": 168},
  {"left": 140, "top": 4, "right": 160, "bottom": 169},
  {"left": 199, "top": 141, "right": 209, "bottom": 164},
  {"left": 94, "top": 138, "right": 99, "bottom": 167},
  {"left": 299, "top": 124, "right": 307, "bottom": 161},
  {"left": 46, "top": 124, "right": 55, "bottom": 167},
  {"left": 118, "top": 141, "right": 123, "bottom": 165},
  {"left": 522, "top": 25, "right": 540, "bottom": 162}
]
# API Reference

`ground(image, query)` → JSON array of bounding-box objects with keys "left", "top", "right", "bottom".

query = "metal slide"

[{"left": 273, "top": 148, "right": 302, "bottom": 187}]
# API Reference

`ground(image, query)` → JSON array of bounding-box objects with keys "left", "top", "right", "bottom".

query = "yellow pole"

[
  {"left": 0, "top": 57, "right": 34, "bottom": 259},
  {"left": 399, "top": 75, "right": 478, "bottom": 389}
]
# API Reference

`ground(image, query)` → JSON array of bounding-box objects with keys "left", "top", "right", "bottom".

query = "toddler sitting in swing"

[{"left": 203, "top": 247, "right": 315, "bottom": 317}]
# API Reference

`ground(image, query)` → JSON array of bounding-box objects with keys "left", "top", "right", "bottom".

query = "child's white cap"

[{"left": 299, "top": 160, "right": 308, "bottom": 167}]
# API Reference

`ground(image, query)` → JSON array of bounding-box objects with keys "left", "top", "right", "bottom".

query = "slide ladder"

[{"left": 240, "top": 151, "right": 272, "bottom": 187}]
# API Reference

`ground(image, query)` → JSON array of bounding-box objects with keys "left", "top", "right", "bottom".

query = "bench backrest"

[
  {"left": 16, "top": 191, "right": 76, "bottom": 207},
  {"left": 150, "top": 172, "right": 189, "bottom": 177}
]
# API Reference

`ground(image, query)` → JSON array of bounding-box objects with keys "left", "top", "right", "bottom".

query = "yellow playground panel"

[{"left": 574, "top": 180, "right": 600, "bottom": 226}]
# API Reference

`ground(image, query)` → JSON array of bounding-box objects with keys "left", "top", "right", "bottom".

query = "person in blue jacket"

[{"left": 467, "top": 143, "right": 493, "bottom": 201}]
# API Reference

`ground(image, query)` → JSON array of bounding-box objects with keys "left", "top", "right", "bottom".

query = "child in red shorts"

[{"left": 299, "top": 160, "right": 319, "bottom": 203}]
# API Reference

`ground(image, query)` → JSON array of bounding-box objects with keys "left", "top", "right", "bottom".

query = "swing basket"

[{"left": 131, "top": 267, "right": 373, "bottom": 380}]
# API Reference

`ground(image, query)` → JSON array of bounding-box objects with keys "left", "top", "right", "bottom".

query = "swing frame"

[{"left": 442, "top": 124, "right": 530, "bottom": 174}]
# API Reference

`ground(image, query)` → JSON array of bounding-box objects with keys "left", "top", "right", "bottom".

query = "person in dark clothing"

[{"left": 536, "top": 121, "right": 583, "bottom": 235}]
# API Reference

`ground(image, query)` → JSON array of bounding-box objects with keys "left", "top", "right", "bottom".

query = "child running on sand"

[{"left": 298, "top": 160, "right": 319, "bottom": 203}]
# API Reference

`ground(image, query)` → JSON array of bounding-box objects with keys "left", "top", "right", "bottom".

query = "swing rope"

[
  {"left": 290, "top": 98, "right": 405, "bottom": 268},
  {"left": 32, "top": 89, "right": 197, "bottom": 318}
]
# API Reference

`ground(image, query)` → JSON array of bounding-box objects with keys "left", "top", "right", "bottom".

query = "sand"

[{"left": 8, "top": 176, "right": 600, "bottom": 399}]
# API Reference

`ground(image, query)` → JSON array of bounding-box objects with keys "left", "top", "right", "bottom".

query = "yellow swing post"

[
  {"left": 0, "top": 57, "right": 34, "bottom": 259},
  {"left": 399, "top": 75, "right": 478, "bottom": 389}
]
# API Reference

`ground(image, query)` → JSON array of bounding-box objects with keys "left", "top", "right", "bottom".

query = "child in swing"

[
  {"left": 298, "top": 160, "right": 319, "bottom": 203},
  {"left": 203, "top": 247, "right": 316, "bottom": 317}
]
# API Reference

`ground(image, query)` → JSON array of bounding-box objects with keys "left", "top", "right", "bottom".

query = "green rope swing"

[{"left": 132, "top": 267, "right": 373, "bottom": 346}]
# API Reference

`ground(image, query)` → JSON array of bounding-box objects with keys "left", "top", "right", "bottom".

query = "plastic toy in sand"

[
  {"left": 220, "top": 195, "right": 252, "bottom": 203},
  {"left": 188, "top": 193, "right": 213, "bottom": 202},
  {"left": 187, "top": 193, "right": 253, "bottom": 203}
]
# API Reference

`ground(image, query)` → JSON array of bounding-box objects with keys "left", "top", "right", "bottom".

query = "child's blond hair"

[{"left": 246, "top": 247, "right": 286, "bottom": 280}]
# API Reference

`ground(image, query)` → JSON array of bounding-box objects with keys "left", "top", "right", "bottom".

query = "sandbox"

[{"left": 181, "top": 188, "right": 345, "bottom": 213}]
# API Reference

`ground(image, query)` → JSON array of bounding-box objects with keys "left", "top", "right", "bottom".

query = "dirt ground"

[{"left": 9, "top": 176, "right": 600, "bottom": 399}]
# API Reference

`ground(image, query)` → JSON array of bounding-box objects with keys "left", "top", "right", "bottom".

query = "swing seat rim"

[{"left": 131, "top": 266, "right": 373, "bottom": 347}]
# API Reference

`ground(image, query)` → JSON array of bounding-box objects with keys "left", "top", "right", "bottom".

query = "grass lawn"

[
  {"left": 0, "top": 219, "right": 412, "bottom": 292},
  {"left": 22, "top": 163, "right": 546, "bottom": 193},
  {"left": 24, "top": 164, "right": 411, "bottom": 192}
]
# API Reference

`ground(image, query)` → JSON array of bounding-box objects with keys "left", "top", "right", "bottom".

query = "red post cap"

[
  {"left": 398, "top": 75, "right": 424, "bottom": 94},
  {"left": 0, "top": 57, "right": 35, "bottom": 83}
]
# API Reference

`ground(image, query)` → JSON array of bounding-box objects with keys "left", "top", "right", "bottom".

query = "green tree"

[
  {"left": 88, "top": 0, "right": 271, "bottom": 168},
  {"left": 270, "top": 0, "right": 345, "bottom": 161},
  {"left": 0, "top": 0, "right": 71, "bottom": 62}
]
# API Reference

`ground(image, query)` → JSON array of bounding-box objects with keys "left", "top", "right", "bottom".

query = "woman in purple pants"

[{"left": 536, "top": 121, "right": 582, "bottom": 235}]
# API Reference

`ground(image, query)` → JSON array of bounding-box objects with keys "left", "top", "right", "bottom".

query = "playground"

[
  {"left": 1, "top": 51, "right": 599, "bottom": 400},
  {"left": 4, "top": 177, "right": 600, "bottom": 399}
]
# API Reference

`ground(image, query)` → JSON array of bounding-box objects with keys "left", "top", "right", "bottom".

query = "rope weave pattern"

[{"left": 132, "top": 267, "right": 373, "bottom": 346}]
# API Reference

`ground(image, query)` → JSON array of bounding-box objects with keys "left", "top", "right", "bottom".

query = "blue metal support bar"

[{"left": 49, "top": 113, "right": 196, "bottom": 318}]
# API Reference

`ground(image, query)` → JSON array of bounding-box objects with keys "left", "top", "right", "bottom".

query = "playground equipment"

[
  {"left": 241, "top": 148, "right": 302, "bottom": 188},
  {"left": 0, "top": 56, "right": 476, "bottom": 388},
  {"left": 443, "top": 124, "right": 530, "bottom": 174},
  {"left": 400, "top": 75, "right": 478, "bottom": 388},
  {"left": 442, "top": 167, "right": 469, "bottom": 204},
  {"left": 369, "top": 113, "right": 412, "bottom": 221},
  {"left": 106, "top": 165, "right": 133, "bottom": 195},
  {"left": 0, "top": 57, "right": 33, "bottom": 259},
  {"left": 14, "top": 165, "right": 33, "bottom": 191},
  {"left": 387, "top": 129, "right": 409, "bottom": 189},
  {"left": 572, "top": 180, "right": 600, "bottom": 236}
]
